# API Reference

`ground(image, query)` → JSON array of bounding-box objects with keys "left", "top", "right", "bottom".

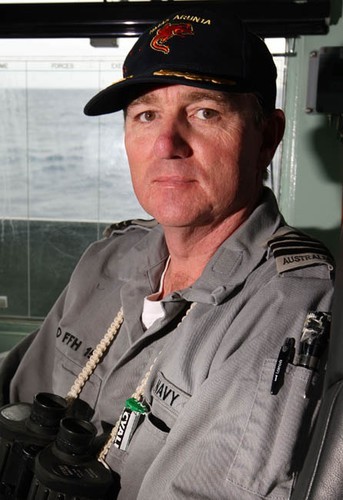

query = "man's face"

[{"left": 124, "top": 84, "right": 280, "bottom": 229}]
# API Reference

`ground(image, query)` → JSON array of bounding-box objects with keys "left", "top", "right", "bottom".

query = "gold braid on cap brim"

[
  {"left": 112, "top": 71, "right": 236, "bottom": 86},
  {"left": 153, "top": 70, "right": 236, "bottom": 85}
]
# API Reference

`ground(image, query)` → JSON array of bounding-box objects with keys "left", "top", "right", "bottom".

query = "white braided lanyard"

[
  {"left": 65, "top": 302, "right": 196, "bottom": 465},
  {"left": 65, "top": 307, "right": 124, "bottom": 403}
]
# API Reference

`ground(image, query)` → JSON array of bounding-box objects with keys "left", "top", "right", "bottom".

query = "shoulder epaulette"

[
  {"left": 267, "top": 227, "right": 334, "bottom": 274},
  {"left": 103, "top": 218, "right": 158, "bottom": 238}
]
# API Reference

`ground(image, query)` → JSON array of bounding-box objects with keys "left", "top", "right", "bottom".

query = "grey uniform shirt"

[{"left": 4, "top": 188, "right": 334, "bottom": 499}]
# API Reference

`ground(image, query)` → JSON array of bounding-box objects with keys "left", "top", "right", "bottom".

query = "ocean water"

[
  {"left": 0, "top": 87, "right": 147, "bottom": 223},
  {"left": 0, "top": 37, "right": 286, "bottom": 225},
  {"left": 1, "top": 85, "right": 282, "bottom": 225}
]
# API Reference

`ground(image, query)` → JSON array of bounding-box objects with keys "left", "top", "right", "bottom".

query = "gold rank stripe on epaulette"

[
  {"left": 103, "top": 218, "right": 158, "bottom": 238},
  {"left": 267, "top": 229, "right": 334, "bottom": 274}
]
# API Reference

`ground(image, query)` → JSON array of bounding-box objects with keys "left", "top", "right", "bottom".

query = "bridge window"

[{"left": 0, "top": 34, "right": 287, "bottom": 332}]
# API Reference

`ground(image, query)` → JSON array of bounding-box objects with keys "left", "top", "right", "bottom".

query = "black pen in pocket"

[{"left": 271, "top": 337, "right": 295, "bottom": 395}]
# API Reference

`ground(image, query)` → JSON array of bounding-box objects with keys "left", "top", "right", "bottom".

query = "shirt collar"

[{"left": 121, "top": 187, "right": 283, "bottom": 304}]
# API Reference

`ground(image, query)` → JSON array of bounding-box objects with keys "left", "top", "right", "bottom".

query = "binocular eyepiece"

[{"left": 0, "top": 393, "right": 116, "bottom": 500}]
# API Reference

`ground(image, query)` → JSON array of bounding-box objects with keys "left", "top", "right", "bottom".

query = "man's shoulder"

[
  {"left": 80, "top": 218, "right": 160, "bottom": 262},
  {"left": 266, "top": 226, "right": 335, "bottom": 276},
  {"left": 70, "top": 218, "right": 162, "bottom": 282}
]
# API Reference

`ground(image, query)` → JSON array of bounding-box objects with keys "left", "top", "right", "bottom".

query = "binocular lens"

[
  {"left": 0, "top": 394, "right": 118, "bottom": 499},
  {"left": 55, "top": 417, "right": 96, "bottom": 455},
  {"left": 28, "top": 393, "right": 68, "bottom": 434},
  {"left": 28, "top": 417, "right": 116, "bottom": 500},
  {"left": 0, "top": 393, "right": 68, "bottom": 499}
]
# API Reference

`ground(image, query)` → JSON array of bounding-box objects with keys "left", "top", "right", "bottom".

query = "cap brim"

[{"left": 84, "top": 74, "right": 240, "bottom": 116}]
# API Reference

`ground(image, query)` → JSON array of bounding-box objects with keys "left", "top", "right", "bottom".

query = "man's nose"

[{"left": 153, "top": 120, "right": 192, "bottom": 159}]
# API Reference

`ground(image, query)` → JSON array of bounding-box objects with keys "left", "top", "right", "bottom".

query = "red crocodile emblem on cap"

[{"left": 150, "top": 22, "right": 194, "bottom": 54}]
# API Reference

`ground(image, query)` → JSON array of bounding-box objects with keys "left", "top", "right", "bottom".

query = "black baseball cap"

[{"left": 84, "top": 7, "right": 277, "bottom": 116}]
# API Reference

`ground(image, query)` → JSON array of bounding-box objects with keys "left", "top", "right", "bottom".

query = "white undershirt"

[{"left": 141, "top": 257, "right": 170, "bottom": 329}]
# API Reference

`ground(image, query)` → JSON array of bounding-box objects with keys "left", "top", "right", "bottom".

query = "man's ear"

[{"left": 258, "top": 109, "right": 286, "bottom": 170}]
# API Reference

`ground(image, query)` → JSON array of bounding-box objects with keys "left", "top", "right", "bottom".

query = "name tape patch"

[{"left": 152, "top": 371, "right": 190, "bottom": 414}]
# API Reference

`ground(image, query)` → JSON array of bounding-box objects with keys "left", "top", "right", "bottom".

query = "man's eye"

[
  {"left": 194, "top": 108, "right": 218, "bottom": 120},
  {"left": 138, "top": 110, "right": 156, "bottom": 122}
]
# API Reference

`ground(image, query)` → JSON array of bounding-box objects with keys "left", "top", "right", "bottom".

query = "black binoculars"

[{"left": 0, "top": 393, "right": 116, "bottom": 499}]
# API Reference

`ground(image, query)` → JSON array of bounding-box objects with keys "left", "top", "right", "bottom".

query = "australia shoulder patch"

[
  {"left": 266, "top": 227, "right": 334, "bottom": 274},
  {"left": 103, "top": 218, "right": 158, "bottom": 238}
]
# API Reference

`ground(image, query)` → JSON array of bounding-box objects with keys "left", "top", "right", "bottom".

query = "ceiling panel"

[{"left": 0, "top": 0, "right": 332, "bottom": 38}]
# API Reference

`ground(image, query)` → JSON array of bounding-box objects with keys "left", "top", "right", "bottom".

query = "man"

[{"left": 0, "top": 6, "right": 334, "bottom": 499}]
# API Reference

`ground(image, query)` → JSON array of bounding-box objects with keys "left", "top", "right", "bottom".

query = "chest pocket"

[
  {"left": 226, "top": 359, "right": 315, "bottom": 499},
  {"left": 53, "top": 348, "right": 102, "bottom": 411}
]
